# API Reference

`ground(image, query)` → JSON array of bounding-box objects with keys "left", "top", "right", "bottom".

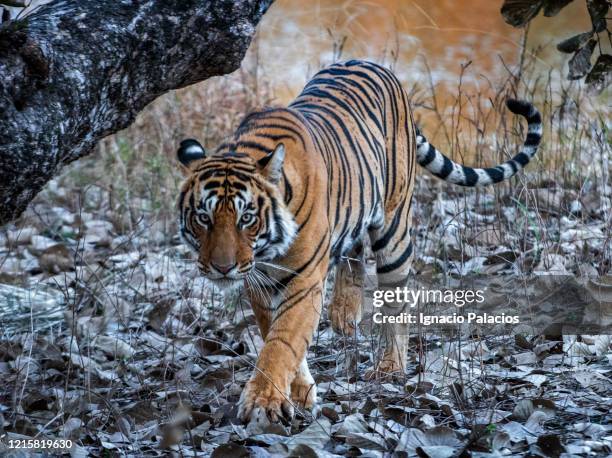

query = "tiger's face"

[{"left": 177, "top": 139, "right": 297, "bottom": 289}]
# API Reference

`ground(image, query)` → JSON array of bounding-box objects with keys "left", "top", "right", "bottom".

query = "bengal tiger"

[{"left": 176, "top": 60, "right": 542, "bottom": 422}]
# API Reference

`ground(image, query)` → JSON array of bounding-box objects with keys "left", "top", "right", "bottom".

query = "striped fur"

[
  {"left": 416, "top": 99, "right": 542, "bottom": 186},
  {"left": 177, "top": 60, "right": 542, "bottom": 422}
]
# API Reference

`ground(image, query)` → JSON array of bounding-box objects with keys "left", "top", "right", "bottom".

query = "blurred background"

[{"left": 255, "top": 0, "right": 590, "bottom": 100}]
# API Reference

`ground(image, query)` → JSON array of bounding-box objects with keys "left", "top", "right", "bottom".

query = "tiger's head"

[{"left": 176, "top": 139, "right": 297, "bottom": 289}]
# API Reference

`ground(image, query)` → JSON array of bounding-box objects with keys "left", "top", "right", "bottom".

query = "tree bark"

[{"left": 0, "top": 0, "right": 273, "bottom": 225}]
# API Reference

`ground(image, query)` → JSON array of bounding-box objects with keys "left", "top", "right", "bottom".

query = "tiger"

[{"left": 176, "top": 60, "right": 542, "bottom": 422}]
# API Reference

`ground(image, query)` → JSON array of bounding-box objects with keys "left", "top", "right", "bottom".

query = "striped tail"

[{"left": 416, "top": 99, "right": 542, "bottom": 186}]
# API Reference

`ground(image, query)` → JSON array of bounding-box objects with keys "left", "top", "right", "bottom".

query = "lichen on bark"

[{"left": 0, "top": 0, "right": 273, "bottom": 225}]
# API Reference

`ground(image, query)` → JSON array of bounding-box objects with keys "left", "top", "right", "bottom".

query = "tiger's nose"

[{"left": 211, "top": 262, "right": 236, "bottom": 274}]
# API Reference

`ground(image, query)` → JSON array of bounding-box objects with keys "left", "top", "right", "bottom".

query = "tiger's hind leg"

[
  {"left": 367, "top": 201, "right": 414, "bottom": 378},
  {"left": 328, "top": 244, "right": 365, "bottom": 336}
]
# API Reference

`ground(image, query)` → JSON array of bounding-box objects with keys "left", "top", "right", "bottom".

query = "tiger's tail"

[{"left": 416, "top": 99, "right": 542, "bottom": 186}]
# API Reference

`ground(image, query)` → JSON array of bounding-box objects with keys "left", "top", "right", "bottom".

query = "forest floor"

[{"left": 0, "top": 165, "right": 610, "bottom": 457}]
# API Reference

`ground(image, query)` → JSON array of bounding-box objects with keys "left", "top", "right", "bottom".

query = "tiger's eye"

[{"left": 241, "top": 213, "right": 254, "bottom": 225}]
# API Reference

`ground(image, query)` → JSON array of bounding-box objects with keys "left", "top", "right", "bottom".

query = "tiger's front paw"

[
  {"left": 238, "top": 376, "right": 294, "bottom": 423},
  {"left": 291, "top": 374, "right": 317, "bottom": 410}
]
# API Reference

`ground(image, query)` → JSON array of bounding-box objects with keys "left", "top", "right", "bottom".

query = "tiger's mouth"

[
  {"left": 206, "top": 276, "right": 244, "bottom": 291},
  {"left": 198, "top": 260, "right": 252, "bottom": 287}
]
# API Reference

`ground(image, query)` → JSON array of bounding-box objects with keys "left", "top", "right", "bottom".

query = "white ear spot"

[
  {"left": 178, "top": 138, "right": 206, "bottom": 166},
  {"left": 185, "top": 145, "right": 204, "bottom": 155}
]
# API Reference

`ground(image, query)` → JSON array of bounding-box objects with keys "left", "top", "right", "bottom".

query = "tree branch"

[{"left": 0, "top": 0, "right": 273, "bottom": 225}]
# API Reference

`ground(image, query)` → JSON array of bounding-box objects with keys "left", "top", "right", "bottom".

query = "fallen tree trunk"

[{"left": 0, "top": 0, "right": 273, "bottom": 225}]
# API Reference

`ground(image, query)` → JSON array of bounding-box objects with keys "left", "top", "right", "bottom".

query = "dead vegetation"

[{"left": 0, "top": 24, "right": 611, "bottom": 458}]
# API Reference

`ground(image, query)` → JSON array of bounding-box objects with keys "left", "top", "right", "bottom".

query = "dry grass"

[{"left": 46, "top": 34, "right": 610, "bottom": 270}]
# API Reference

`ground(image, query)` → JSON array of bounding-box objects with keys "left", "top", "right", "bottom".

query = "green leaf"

[
  {"left": 543, "top": 0, "right": 574, "bottom": 17},
  {"left": 587, "top": 0, "right": 610, "bottom": 32},
  {"left": 585, "top": 54, "right": 612, "bottom": 93},
  {"left": 557, "top": 31, "right": 593, "bottom": 53},
  {"left": 501, "top": 0, "right": 544, "bottom": 27},
  {"left": 568, "top": 38, "right": 597, "bottom": 80}
]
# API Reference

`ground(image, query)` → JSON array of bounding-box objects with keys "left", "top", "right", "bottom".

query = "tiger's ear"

[
  {"left": 177, "top": 139, "right": 206, "bottom": 172},
  {"left": 257, "top": 143, "right": 285, "bottom": 184}
]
